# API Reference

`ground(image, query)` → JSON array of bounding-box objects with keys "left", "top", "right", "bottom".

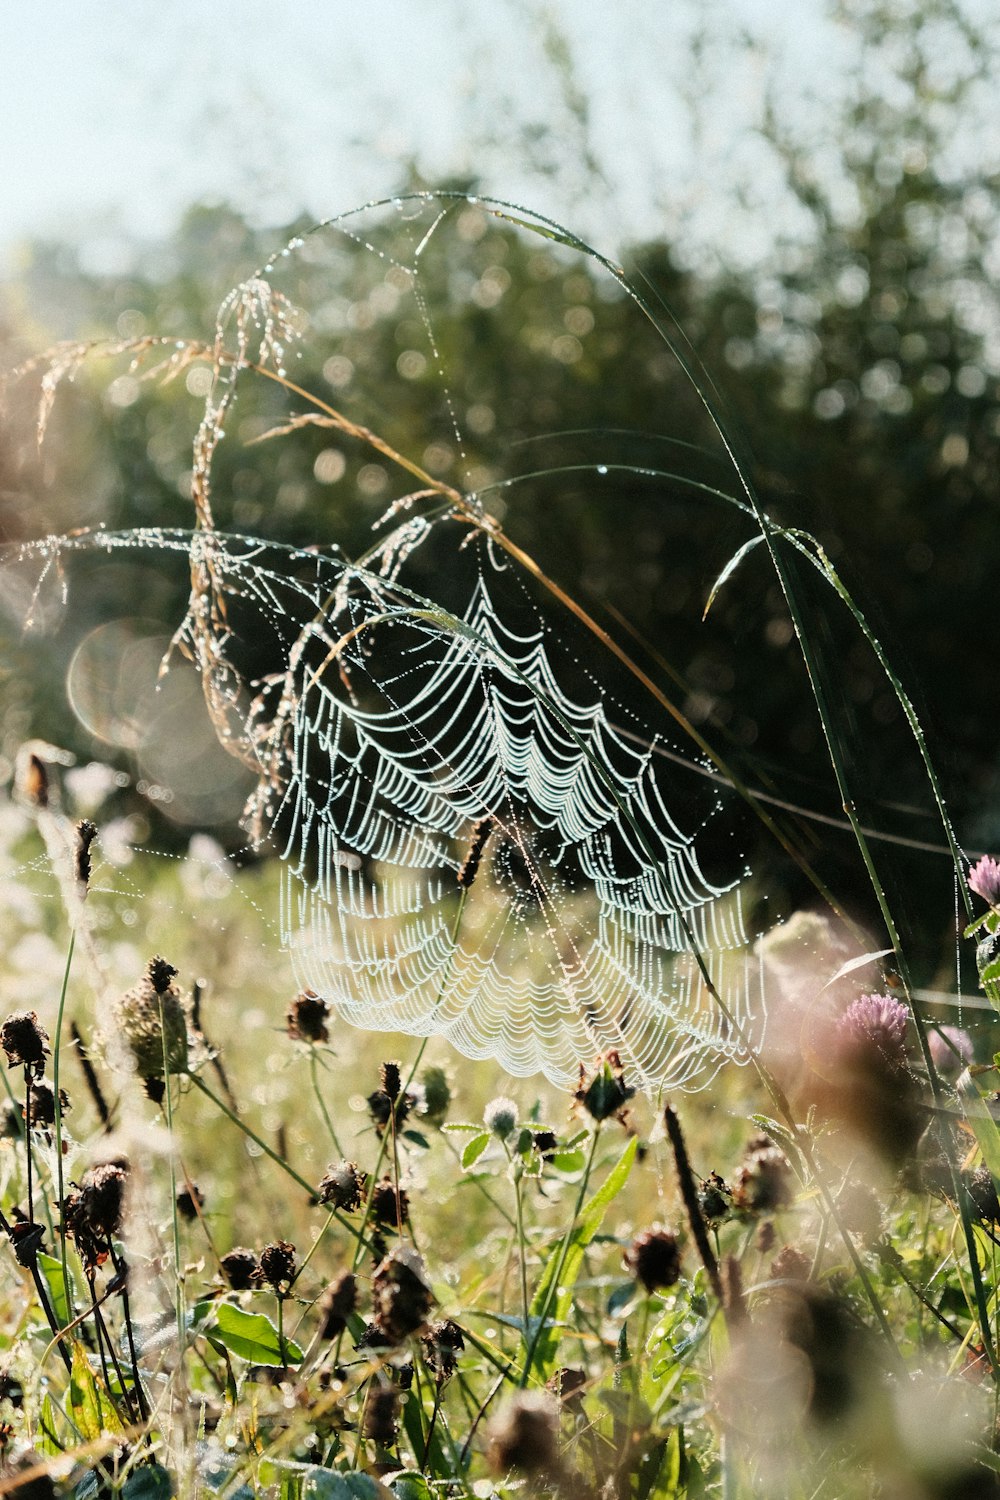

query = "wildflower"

[
  {"left": 623, "top": 1226, "right": 682, "bottom": 1292},
  {"left": 816, "top": 995, "right": 924, "bottom": 1168},
  {"left": 286, "top": 990, "right": 329, "bottom": 1044},
  {"left": 371, "top": 1245, "right": 433, "bottom": 1343},
  {"left": 74, "top": 819, "right": 98, "bottom": 889},
  {"left": 837, "top": 993, "right": 910, "bottom": 1072},
  {"left": 0, "top": 1101, "right": 21, "bottom": 1140},
  {"left": 1, "top": 1012, "right": 50, "bottom": 1074},
  {"left": 220, "top": 1248, "right": 261, "bottom": 1290},
  {"left": 968, "top": 855, "right": 1000, "bottom": 908},
  {"left": 363, "top": 1382, "right": 400, "bottom": 1447},
  {"left": 484, "top": 1095, "right": 519, "bottom": 1140},
  {"left": 733, "top": 1136, "right": 793, "bottom": 1215},
  {"left": 259, "top": 1240, "right": 297, "bottom": 1291},
  {"left": 114, "top": 956, "right": 189, "bottom": 1078},
  {"left": 532, "top": 1128, "right": 558, "bottom": 1159},
  {"left": 487, "top": 1391, "right": 560, "bottom": 1477},
  {"left": 421, "top": 1319, "right": 465, "bottom": 1383},
  {"left": 370, "top": 1177, "right": 408, "bottom": 1229},
  {"left": 175, "top": 1184, "right": 204, "bottom": 1222},
  {"left": 573, "top": 1050, "right": 635, "bottom": 1122},
  {"left": 318, "top": 1271, "right": 357, "bottom": 1338},
  {"left": 928, "top": 1024, "right": 973, "bottom": 1078},
  {"left": 318, "top": 1159, "right": 367, "bottom": 1212},
  {"left": 418, "top": 1065, "right": 451, "bottom": 1126}
]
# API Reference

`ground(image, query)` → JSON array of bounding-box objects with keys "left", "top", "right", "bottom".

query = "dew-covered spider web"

[{"left": 2, "top": 193, "right": 773, "bottom": 1092}]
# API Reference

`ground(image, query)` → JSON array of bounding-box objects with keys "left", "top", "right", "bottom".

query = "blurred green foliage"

[{"left": 0, "top": 1, "right": 997, "bottom": 965}]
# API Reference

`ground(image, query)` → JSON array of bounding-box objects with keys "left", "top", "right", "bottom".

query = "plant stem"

[
  {"left": 52, "top": 927, "right": 77, "bottom": 1320},
  {"left": 521, "top": 1123, "right": 601, "bottom": 1386}
]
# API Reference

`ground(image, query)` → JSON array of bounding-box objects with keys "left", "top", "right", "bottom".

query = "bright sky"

[{"left": 0, "top": 1, "right": 865, "bottom": 272}]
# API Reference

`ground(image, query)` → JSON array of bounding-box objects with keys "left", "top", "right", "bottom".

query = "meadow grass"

[{"left": 1, "top": 195, "right": 999, "bottom": 1499}]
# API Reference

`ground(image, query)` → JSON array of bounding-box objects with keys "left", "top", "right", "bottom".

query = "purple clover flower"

[
  {"left": 837, "top": 993, "right": 910, "bottom": 1070},
  {"left": 927, "top": 1024, "right": 973, "bottom": 1078},
  {"left": 968, "top": 855, "right": 1000, "bottom": 908}
]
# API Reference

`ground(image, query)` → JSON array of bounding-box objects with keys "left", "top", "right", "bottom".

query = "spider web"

[
  {"left": 240, "top": 527, "right": 763, "bottom": 1090},
  {"left": 4, "top": 193, "right": 770, "bottom": 1091}
]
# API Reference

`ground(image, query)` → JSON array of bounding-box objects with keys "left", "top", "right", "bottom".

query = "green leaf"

[
  {"left": 208, "top": 1303, "right": 303, "bottom": 1366},
  {"left": 301, "top": 1469, "right": 384, "bottom": 1500},
  {"left": 461, "top": 1132, "right": 490, "bottom": 1169},
  {"left": 958, "top": 1067, "right": 1000, "bottom": 1189},
  {"left": 37, "top": 1252, "right": 72, "bottom": 1328},
  {"left": 34, "top": 1394, "right": 63, "bottom": 1458},
  {"left": 527, "top": 1136, "right": 637, "bottom": 1380},
  {"left": 391, "top": 1473, "right": 434, "bottom": 1500},
  {"left": 551, "top": 1149, "right": 587, "bottom": 1173},
  {"left": 68, "top": 1341, "right": 126, "bottom": 1443},
  {"left": 122, "top": 1464, "right": 175, "bottom": 1500}
]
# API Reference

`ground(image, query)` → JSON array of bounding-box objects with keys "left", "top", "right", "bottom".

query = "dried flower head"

[
  {"left": 574, "top": 1050, "right": 635, "bottom": 1122},
  {"left": 371, "top": 1245, "right": 433, "bottom": 1343},
  {"left": 286, "top": 990, "right": 329, "bottom": 1044},
  {"left": 176, "top": 1184, "right": 204, "bottom": 1222},
  {"left": 770, "top": 1245, "right": 812, "bottom": 1282},
  {"left": 698, "top": 1171, "right": 733, "bottom": 1226},
  {"left": 532, "top": 1129, "right": 558, "bottom": 1159},
  {"left": 367, "top": 1081, "right": 413, "bottom": 1136},
  {"left": 487, "top": 1390, "right": 560, "bottom": 1477},
  {"left": 968, "top": 855, "right": 1000, "bottom": 908},
  {"left": 318, "top": 1271, "right": 357, "bottom": 1338},
  {"left": 363, "top": 1382, "right": 400, "bottom": 1447},
  {"left": 418, "top": 1065, "right": 452, "bottom": 1126},
  {"left": 421, "top": 1319, "right": 465, "bottom": 1384},
  {"left": 371, "top": 1177, "right": 409, "bottom": 1229},
  {"left": 259, "top": 1239, "right": 297, "bottom": 1290},
  {"left": 546, "top": 1366, "right": 587, "bottom": 1408},
  {"left": 65, "top": 1161, "right": 129, "bottom": 1268},
  {"left": 113, "top": 957, "right": 189, "bottom": 1078},
  {"left": 26, "top": 1081, "right": 70, "bottom": 1129},
  {"left": 1, "top": 1013, "right": 50, "bottom": 1073},
  {"left": 484, "top": 1096, "right": 519, "bottom": 1140},
  {"left": 623, "top": 1226, "right": 682, "bottom": 1292},
  {"left": 318, "top": 1160, "right": 367, "bottom": 1212},
  {"left": 733, "top": 1136, "right": 793, "bottom": 1215},
  {"left": 221, "top": 1248, "right": 261, "bottom": 1290}
]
